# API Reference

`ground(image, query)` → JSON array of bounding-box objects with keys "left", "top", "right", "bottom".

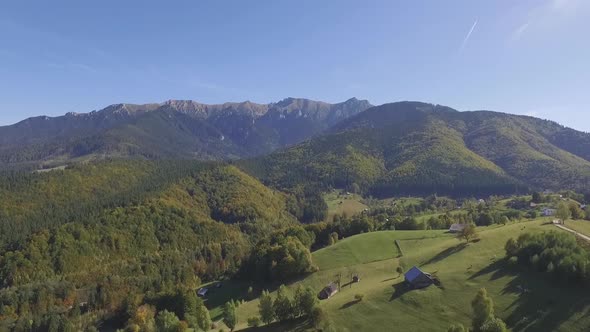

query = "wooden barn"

[{"left": 319, "top": 283, "right": 339, "bottom": 300}]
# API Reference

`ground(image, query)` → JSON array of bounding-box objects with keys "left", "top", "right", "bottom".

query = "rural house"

[
  {"left": 449, "top": 223, "right": 466, "bottom": 233},
  {"left": 319, "top": 283, "right": 339, "bottom": 300},
  {"left": 543, "top": 208, "right": 556, "bottom": 216},
  {"left": 404, "top": 266, "right": 434, "bottom": 289}
]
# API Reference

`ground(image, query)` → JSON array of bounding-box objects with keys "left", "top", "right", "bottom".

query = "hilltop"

[{"left": 242, "top": 102, "right": 590, "bottom": 196}]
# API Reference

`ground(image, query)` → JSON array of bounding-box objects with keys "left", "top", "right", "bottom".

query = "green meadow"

[{"left": 206, "top": 219, "right": 590, "bottom": 331}]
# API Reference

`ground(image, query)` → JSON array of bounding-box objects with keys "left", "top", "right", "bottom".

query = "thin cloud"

[
  {"left": 511, "top": 0, "right": 588, "bottom": 41},
  {"left": 511, "top": 22, "right": 530, "bottom": 41},
  {"left": 459, "top": 20, "right": 478, "bottom": 52}
]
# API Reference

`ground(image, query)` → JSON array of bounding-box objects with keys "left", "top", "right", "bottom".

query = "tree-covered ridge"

[
  {"left": 0, "top": 161, "right": 308, "bottom": 330},
  {"left": 0, "top": 161, "right": 297, "bottom": 248},
  {"left": 456, "top": 112, "right": 590, "bottom": 190},
  {"left": 0, "top": 160, "right": 200, "bottom": 246},
  {"left": 0, "top": 161, "right": 296, "bottom": 287},
  {"left": 242, "top": 102, "right": 590, "bottom": 197}
]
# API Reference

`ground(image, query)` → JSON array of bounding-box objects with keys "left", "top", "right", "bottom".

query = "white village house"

[{"left": 449, "top": 223, "right": 466, "bottom": 233}]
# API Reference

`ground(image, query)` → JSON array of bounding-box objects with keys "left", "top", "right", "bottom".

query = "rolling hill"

[
  {"left": 229, "top": 220, "right": 590, "bottom": 332},
  {"left": 0, "top": 160, "right": 297, "bottom": 247},
  {"left": 0, "top": 97, "right": 372, "bottom": 169},
  {"left": 241, "top": 102, "right": 590, "bottom": 196}
]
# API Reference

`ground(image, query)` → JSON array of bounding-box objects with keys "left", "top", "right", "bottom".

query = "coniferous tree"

[{"left": 223, "top": 300, "right": 237, "bottom": 331}]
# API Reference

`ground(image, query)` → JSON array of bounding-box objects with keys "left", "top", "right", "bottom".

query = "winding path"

[{"left": 553, "top": 222, "right": 590, "bottom": 242}]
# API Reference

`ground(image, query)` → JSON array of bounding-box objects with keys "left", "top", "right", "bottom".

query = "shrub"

[
  {"left": 447, "top": 324, "right": 466, "bottom": 332},
  {"left": 247, "top": 317, "right": 261, "bottom": 328},
  {"left": 396, "top": 266, "right": 404, "bottom": 276},
  {"left": 311, "top": 306, "right": 327, "bottom": 329},
  {"left": 247, "top": 286, "right": 254, "bottom": 300}
]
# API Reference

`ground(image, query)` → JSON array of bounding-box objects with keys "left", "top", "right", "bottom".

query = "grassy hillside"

[
  {"left": 323, "top": 190, "right": 368, "bottom": 222},
  {"left": 560, "top": 220, "right": 590, "bottom": 237},
  {"left": 230, "top": 220, "right": 590, "bottom": 331}
]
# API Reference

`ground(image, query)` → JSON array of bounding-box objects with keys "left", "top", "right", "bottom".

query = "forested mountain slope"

[
  {"left": 0, "top": 161, "right": 295, "bottom": 247},
  {"left": 242, "top": 102, "right": 590, "bottom": 196},
  {"left": 0, "top": 98, "right": 371, "bottom": 169},
  {"left": 0, "top": 160, "right": 307, "bottom": 330}
]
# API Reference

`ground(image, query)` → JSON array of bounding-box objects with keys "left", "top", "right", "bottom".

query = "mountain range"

[
  {"left": 2, "top": 99, "right": 590, "bottom": 194},
  {"left": 0, "top": 97, "right": 372, "bottom": 169}
]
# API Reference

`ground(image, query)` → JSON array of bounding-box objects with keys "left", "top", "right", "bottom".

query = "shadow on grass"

[
  {"left": 468, "top": 260, "right": 590, "bottom": 332},
  {"left": 341, "top": 281, "right": 354, "bottom": 288},
  {"left": 389, "top": 281, "right": 411, "bottom": 302},
  {"left": 381, "top": 276, "right": 401, "bottom": 283},
  {"left": 420, "top": 242, "right": 467, "bottom": 266},
  {"left": 340, "top": 299, "right": 362, "bottom": 310},
  {"left": 240, "top": 317, "right": 311, "bottom": 332},
  {"left": 468, "top": 259, "right": 511, "bottom": 281},
  {"left": 203, "top": 281, "right": 251, "bottom": 320}
]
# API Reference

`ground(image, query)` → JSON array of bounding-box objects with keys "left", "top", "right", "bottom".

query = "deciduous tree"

[
  {"left": 458, "top": 223, "right": 478, "bottom": 243},
  {"left": 155, "top": 310, "right": 180, "bottom": 332},
  {"left": 258, "top": 290, "right": 274, "bottom": 325},
  {"left": 273, "top": 285, "right": 294, "bottom": 322},
  {"left": 472, "top": 288, "right": 494, "bottom": 331},
  {"left": 294, "top": 285, "right": 318, "bottom": 317}
]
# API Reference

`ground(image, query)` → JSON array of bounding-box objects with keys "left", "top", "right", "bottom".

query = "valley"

[{"left": 1, "top": 101, "right": 590, "bottom": 332}]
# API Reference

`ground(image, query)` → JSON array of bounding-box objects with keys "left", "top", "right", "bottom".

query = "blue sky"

[{"left": 0, "top": 0, "right": 589, "bottom": 131}]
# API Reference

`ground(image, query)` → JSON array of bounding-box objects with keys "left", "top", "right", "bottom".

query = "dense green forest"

[{"left": 0, "top": 160, "right": 307, "bottom": 331}]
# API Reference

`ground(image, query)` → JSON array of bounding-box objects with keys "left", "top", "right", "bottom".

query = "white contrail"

[{"left": 460, "top": 20, "right": 478, "bottom": 52}]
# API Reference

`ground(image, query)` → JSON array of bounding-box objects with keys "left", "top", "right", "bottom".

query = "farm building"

[
  {"left": 404, "top": 266, "right": 434, "bottom": 289},
  {"left": 543, "top": 208, "right": 556, "bottom": 216},
  {"left": 449, "top": 223, "right": 466, "bottom": 233},
  {"left": 319, "top": 283, "right": 339, "bottom": 300}
]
